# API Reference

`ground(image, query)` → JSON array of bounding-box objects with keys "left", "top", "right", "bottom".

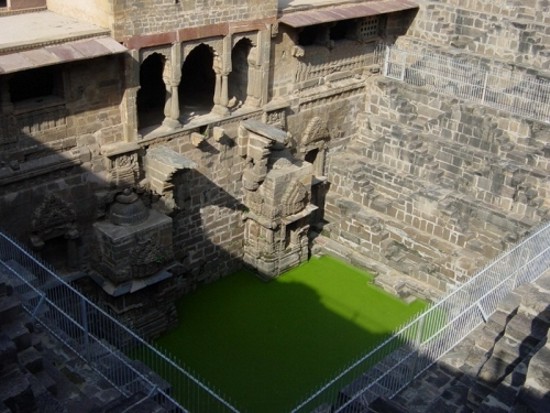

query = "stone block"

[
  {"left": 18, "top": 347, "right": 43, "bottom": 374},
  {"left": 0, "top": 334, "right": 17, "bottom": 366},
  {"left": 2, "top": 322, "right": 31, "bottom": 351},
  {"left": 0, "top": 297, "right": 22, "bottom": 325},
  {"left": 505, "top": 313, "right": 540, "bottom": 345},
  {"left": 478, "top": 356, "right": 512, "bottom": 384},
  {"left": 0, "top": 366, "right": 35, "bottom": 412}
]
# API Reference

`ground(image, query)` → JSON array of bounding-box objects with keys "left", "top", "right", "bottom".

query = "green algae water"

[{"left": 155, "top": 256, "right": 426, "bottom": 413}]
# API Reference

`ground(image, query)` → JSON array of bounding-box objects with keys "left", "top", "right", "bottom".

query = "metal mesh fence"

[
  {"left": 291, "top": 220, "right": 550, "bottom": 413},
  {"left": 382, "top": 45, "right": 550, "bottom": 124},
  {"left": 0, "top": 231, "right": 239, "bottom": 413}
]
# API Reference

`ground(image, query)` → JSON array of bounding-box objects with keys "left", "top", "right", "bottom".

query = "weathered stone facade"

[
  {"left": 0, "top": 0, "right": 548, "bottom": 350},
  {"left": 0, "top": 0, "right": 549, "bottom": 411}
]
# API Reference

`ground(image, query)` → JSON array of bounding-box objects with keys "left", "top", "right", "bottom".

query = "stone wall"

[
  {"left": 269, "top": 10, "right": 415, "bottom": 100},
  {"left": 324, "top": 73, "right": 549, "bottom": 292},
  {"left": 0, "top": 55, "right": 124, "bottom": 240},
  {"left": 112, "top": 0, "right": 277, "bottom": 45},
  {"left": 406, "top": 0, "right": 550, "bottom": 67},
  {"left": 46, "top": 0, "right": 113, "bottom": 29},
  {"left": 318, "top": 0, "right": 550, "bottom": 295},
  {"left": 286, "top": 83, "right": 367, "bottom": 154},
  {"left": 155, "top": 124, "right": 248, "bottom": 284}
]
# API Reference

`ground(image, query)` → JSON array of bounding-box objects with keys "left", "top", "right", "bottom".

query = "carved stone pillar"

[
  {"left": 220, "top": 73, "right": 229, "bottom": 107},
  {"left": 162, "top": 47, "right": 182, "bottom": 129},
  {"left": 213, "top": 69, "right": 221, "bottom": 106},
  {"left": 121, "top": 50, "right": 139, "bottom": 141},
  {"left": 122, "top": 87, "right": 139, "bottom": 140},
  {"left": 212, "top": 54, "right": 229, "bottom": 115},
  {"left": 244, "top": 45, "right": 261, "bottom": 108}
]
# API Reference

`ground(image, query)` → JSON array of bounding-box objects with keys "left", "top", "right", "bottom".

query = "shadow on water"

[{"left": 154, "top": 257, "right": 426, "bottom": 413}]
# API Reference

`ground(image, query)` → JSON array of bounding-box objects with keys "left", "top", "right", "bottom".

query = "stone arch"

[
  {"left": 30, "top": 193, "right": 81, "bottom": 272},
  {"left": 179, "top": 43, "right": 216, "bottom": 114},
  {"left": 137, "top": 52, "right": 166, "bottom": 129},
  {"left": 229, "top": 37, "right": 253, "bottom": 107},
  {"left": 281, "top": 180, "right": 308, "bottom": 217}
]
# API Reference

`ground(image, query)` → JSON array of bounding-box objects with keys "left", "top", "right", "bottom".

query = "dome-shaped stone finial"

[{"left": 109, "top": 188, "right": 149, "bottom": 226}]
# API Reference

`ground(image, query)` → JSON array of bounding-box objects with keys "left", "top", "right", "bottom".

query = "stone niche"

[
  {"left": 239, "top": 120, "right": 316, "bottom": 280},
  {"left": 30, "top": 193, "right": 81, "bottom": 273}
]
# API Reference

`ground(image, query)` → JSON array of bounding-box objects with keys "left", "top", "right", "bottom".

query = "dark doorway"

[
  {"left": 229, "top": 38, "right": 252, "bottom": 107},
  {"left": 179, "top": 44, "right": 215, "bottom": 115},
  {"left": 137, "top": 53, "right": 166, "bottom": 129},
  {"left": 305, "top": 149, "right": 319, "bottom": 171},
  {"left": 40, "top": 236, "right": 71, "bottom": 273}
]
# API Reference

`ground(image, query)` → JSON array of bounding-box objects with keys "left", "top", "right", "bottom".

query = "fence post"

[
  {"left": 383, "top": 46, "right": 390, "bottom": 77},
  {"left": 481, "top": 72, "right": 489, "bottom": 104},
  {"left": 80, "top": 296, "right": 90, "bottom": 358},
  {"left": 400, "top": 50, "right": 406, "bottom": 81}
]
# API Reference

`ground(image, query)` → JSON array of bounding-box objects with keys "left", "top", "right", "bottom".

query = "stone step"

[
  {"left": 2, "top": 319, "right": 32, "bottom": 351},
  {"left": 505, "top": 312, "right": 547, "bottom": 346},
  {"left": 368, "top": 396, "right": 408, "bottom": 413},
  {"left": 0, "top": 334, "right": 17, "bottom": 366},
  {"left": 17, "top": 346, "right": 43, "bottom": 374},
  {"left": 492, "top": 336, "right": 534, "bottom": 366},
  {"left": 2, "top": 260, "right": 40, "bottom": 291},
  {"left": 0, "top": 296, "right": 22, "bottom": 325},
  {"left": 0, "top": 364, "right": 35, "bottom": 413}
]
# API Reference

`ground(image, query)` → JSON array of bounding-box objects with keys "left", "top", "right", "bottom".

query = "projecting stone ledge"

[
  {"left": 144, "top": 146, "right": 196, "bottom": 195},
  {"left": 241, "top": 119, "right": 288, "bottom": 144}
]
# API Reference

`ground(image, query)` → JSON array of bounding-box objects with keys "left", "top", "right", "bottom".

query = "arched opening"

[
  {"left": 179, "top": 44, "right": 215, "bottom": 116},
  {"left": 229, "top": 38, "right": 253, "bottom": 108},
  {"left": 137, "top": 53, "right": 166, "bottom": 129}
]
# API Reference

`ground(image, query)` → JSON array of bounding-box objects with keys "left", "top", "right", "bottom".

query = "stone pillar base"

[
  {"left": 212, "top": 104, "right": 230, "bottom": 116},
  {"left": 162, "top": 118, "right": 181, "bottom": 130}
]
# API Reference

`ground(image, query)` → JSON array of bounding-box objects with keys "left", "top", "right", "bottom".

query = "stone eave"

[{"left": 278, "top": 0, "right": 419, "bottom": 28}]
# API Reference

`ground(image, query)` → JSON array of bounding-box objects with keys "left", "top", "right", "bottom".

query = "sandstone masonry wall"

[
  {"left": 112, "top": 0, "right": 277, "bottom": 42},
  {"left": 155, "top": 123, "right": 249, "bottom": 284},
  {"left": 407, "top": 0, "right": 550, "bottom": 67},
  {"left": 325, "top": 74, "right": 549, "bottom": 292},
  {"left": 0, "top": 55, "right": 125, "bottom": 239},
  {"left": 46, "top": 0, "right": 113, "bottom": 30}
]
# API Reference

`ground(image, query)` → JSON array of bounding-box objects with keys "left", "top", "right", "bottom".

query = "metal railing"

[
  {"left": 290, "top": 220, "right": 550, "bottom": 413},
  {"left": 0, "top": 231, "right": 240, "bottom": 413},
  {"left": 3, "top": 219, "right": 549, "bottom": 413},
  {"left": 382, "top": 45, "right": 550, "bottom": 124}
]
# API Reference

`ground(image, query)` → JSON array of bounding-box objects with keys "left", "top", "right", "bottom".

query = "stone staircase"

[
  {"left": 392, "top": 269, "right": 550, "bottom": 413},
  {"left": 323, "top": 63, "right": 549, "bottom": 294},
  {"left": 406, "top": 0, "right": 550, "bottom": 67},
  {"left": 0, "top": 263, "right": 169, "bottom": 413}
]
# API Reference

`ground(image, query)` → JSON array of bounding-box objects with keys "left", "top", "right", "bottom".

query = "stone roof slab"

[
  {"left": 279, "top": 0, "right": 418, "bottom": 27},
  {"left": 0, "top": 37, "right": 126, "bottom": 74}
]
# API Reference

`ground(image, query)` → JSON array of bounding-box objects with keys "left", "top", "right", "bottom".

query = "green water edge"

[{"left": 149, "top": 256, "right": 429, "bottom": 413}]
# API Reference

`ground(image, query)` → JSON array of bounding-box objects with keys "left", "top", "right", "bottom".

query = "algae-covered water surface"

[{"left": 155, "top": 256, "right": 426, "bottom": 412}]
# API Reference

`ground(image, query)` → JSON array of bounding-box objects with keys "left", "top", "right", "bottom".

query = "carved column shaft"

[
  {"left": 213, "top": 51, "right": 229, "bottom": 115},
  {"left": 121, "top": 50, "right": 140, "bottom": 141},
  {"left": 162, "top": 44, "right": 182, "bottom": 129}
]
